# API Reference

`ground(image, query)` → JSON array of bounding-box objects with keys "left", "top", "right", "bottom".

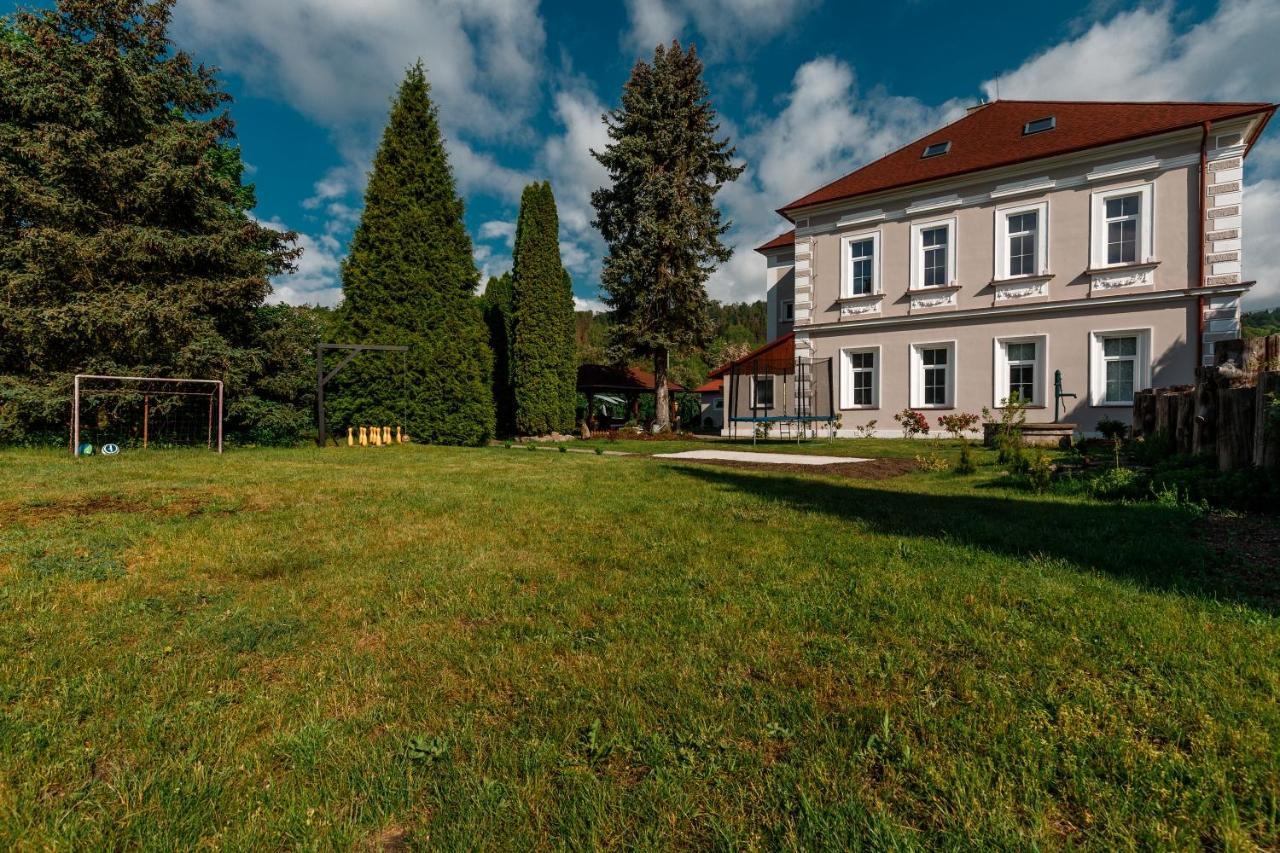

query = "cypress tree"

[
  {"left": 591, "top": 41, "right": 743, "bottom": 430},
  {"left": 333, "top": 63, "right": 494, "bottom": 445},
  {"left": 0, "top": 0, "right": 299, "bottom": 442},
  {"left": 511, "top": 182, "right": 576, "bottom": 435},
  {"left": 481, "top": 273, "right": 516, "bottom": 437}
]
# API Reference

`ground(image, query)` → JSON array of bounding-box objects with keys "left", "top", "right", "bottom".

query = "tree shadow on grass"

[{"left": 668, "top": 463, "right": 1280, "bottom": 616}]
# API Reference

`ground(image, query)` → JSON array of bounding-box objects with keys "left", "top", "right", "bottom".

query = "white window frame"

[
  {"left": 909, "top": 217, "right": 957, "bottom": 290},
  {"left": 993, "top": 334, "right": 1049, "bottom": 408},
  {"left": 909, "top": 341, "right": 957, "bottom": 409},
  {"left": 840, "top": 346, "right": 880, "bottom": 410},
  {"left": 1090, "top": 183, "right": 1154, "bottom": 269},
  {"left": 993, "top": 200, "right": 1048, "bottom": 280},
  {"left": 840, "top": 230, "right": 881, "bottom": 298},
  {"left": 1089, "top": 328, "right": 1152, "bottom": 407},
  {"left": 750, "top": 375, "right": 776, "bottom": 409}
]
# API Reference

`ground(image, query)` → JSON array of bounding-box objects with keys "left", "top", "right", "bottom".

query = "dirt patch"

[
  {"left": 661, "top": 456, "right": 919, "bottom": 480},
  {"left": 361, "top": 824, "right": 411, "bottom": 851},
  {"left": 2, "top": 491, "right": 244, "bottom": 523},
  {"left": 1196, "top": 512, "right": 1280, "bottom": 575}
]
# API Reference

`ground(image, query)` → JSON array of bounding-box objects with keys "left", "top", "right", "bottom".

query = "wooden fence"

[{"left": 1131, "top": 334, "right": 1279, "bottom": 471}]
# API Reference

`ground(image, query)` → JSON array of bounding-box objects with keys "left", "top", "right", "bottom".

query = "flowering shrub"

[
  {"left": 936, "top": 412, "right": 980, "bottom": 439},
  {"left": 855, "top": 419, "right": 878, "bottom": 439},
  {"left": 893, "top": 408, "right": 930, "bottom": 438}
]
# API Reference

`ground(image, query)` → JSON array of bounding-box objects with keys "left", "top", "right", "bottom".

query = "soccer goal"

[{"left": 72, "top": 374, "right": 223, "bottom": 456}]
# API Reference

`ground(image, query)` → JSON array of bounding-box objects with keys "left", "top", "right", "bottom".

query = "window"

[
  {"left": 1007, "top": 212, "right": 1038, "bottom": 277},
  {"left": 994, "top": 336, "right": 1047, "bottom": 407},
  {"left": 1105, "top": 194, "right": 1140, "bottom": 265},
  {"left": 841, "top": 231, "right": 880, "bottom": 298},
  {"left": 923, "top": 227, "right": 949, "bottom": 286},
  {"left": 849, "top": 239, "right": 874, "bottom": 295},
  {"left": 782, "top": 300, "right": 794, "bottom": 321},
  {"left": 922, "top": 140, "right": 951, "bottom": 158},
  {"left": 995, "top": 201, "right": 1048, "bottom": 280},
  {"left": 1089, "top": 329, "right": 1151, "bottom": 407},
  {"left": 910, "top": 342, "right": 955, "bottom": 408},
  {"left": 752, "top": 376, "right": 774, "bottom": 409},
  {"left": 911, "top": 219, "right": 955, "bottom": 290},
  {"left": 842, "top": 348, "right": 878, "bottom": 409},
  {"left": 1090, "top": 184, "right": 1153, "bottom": 269},
  {"left": 1023, "top": 116, "right": 1056, "bottom": 135}
]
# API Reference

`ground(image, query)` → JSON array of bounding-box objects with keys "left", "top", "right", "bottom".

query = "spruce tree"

[
  {"left": 591, "top": 41, "right": 743, "bottom": 430},
  {"left": 334, "top": 63, "right": 494, "bottom": 445},
  {"left": 511, "top": 182, "right": 576, "bottom": 435},
  {"left": 481, "top": 273, "right": 516, "bottom": 437},
  {"left": 0, "top": 0, "right": 298, "bottom": 442}
]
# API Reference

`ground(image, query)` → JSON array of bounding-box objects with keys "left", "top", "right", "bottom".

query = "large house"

[{"left": 755, "top": 100, "right": 1275, "bottom": 435}]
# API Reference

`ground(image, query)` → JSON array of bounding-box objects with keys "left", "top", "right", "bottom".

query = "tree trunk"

[{"left": 654, "top": 348, "right": 670, "bottom": 432}]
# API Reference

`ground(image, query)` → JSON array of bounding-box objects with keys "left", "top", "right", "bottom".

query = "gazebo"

[{"left": 576, "top": 364, "right": 686, "bottom": 432}]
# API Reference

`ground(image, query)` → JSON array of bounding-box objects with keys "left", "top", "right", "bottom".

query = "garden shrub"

[
  {"left": 955, "top": 440, "right": 977, "bottom": 475},
  {"left": 893, "top": 408, "right": 929, "bottom": 438},
  {"left": 1097, "top": 417, "right": 1129, "bottom": 441},
  {"left": 1027, "top": 450, "right": 1053, "bottom": 493}
]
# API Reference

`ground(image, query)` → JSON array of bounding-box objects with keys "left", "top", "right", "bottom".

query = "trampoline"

[{"left": 726, "top": 350, "right": 835, "bottom": 443}]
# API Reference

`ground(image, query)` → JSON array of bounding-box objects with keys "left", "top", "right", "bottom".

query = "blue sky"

[{"left": 6, "top": 0, "right": 1280, "bottom": 308}]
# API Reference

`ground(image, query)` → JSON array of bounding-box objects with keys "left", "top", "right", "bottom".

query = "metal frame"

[
  {"left": 72, "top": 374, "right": 224, "bottom": 456},
  {"left": 315, "top": 343, "right": 409, "bottom": 447},
  {"left": 727, "top": 356, "right": 835, "bottom": 444}
]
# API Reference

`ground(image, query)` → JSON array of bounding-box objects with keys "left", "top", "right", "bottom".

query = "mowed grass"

[{"left": 0, "top": 445, "right": 1277, "bottom": 848}]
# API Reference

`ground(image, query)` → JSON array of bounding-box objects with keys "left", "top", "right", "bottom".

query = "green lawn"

[
  {"left": 0, "top": 445, "right": 1276, "bottom": 848},
  {"left": 568, "top": 435, "right": 932, "bottom": 458}
]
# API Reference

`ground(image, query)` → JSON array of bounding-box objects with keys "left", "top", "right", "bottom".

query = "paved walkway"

[{"left": 652, "top": 450, "right": 867, "bottom": 466}]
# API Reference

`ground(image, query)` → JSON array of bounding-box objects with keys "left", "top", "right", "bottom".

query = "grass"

[
  {"left": 571, "top": 434, "right": 933, "bottom": 458},
  {"left": 0, "top": 444, "right": 1277, "bottom": 848}
]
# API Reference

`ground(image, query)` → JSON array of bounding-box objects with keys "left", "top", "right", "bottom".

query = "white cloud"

[
  {"left": 574, "top": 296, "right": 609, "bottom": 313},
  {"left": 984, "top": 0, "right": 1280, "bottom": 307},
  {"left": 480, "top": 220, "right": 517, "bottom": 246},
  {"left": 622, "top": 0, "right": 817, "bottom": 58},
  {"left": 174, "top": 0, "right": 545, "bottom": 138},
  {"left": 257, "top": 217, "right": 345, "bottom": 307}
]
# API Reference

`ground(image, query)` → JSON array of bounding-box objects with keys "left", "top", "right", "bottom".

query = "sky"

[{"left": 6, "top": 0, "right": 1280, "bottom": 309}]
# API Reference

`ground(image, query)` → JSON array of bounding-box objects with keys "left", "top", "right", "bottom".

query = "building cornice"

[{"left": 798, "top": 284, "right": 1252, "bottom": 334}]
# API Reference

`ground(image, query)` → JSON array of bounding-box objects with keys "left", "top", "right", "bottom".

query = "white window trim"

[
  {"left": 1090, "top": 183, "right": 1155, "bottom": 270},
  {"left": 750, "top": 375, "right": 776, "bottom": 409},
  {"left": 840, "top": 230, "right": 882, "bottom": 298},
  {"left": 840, "top": 345, "right": 880, "bottom": 410},
  {"left": 993, "top": 200, "right": 1049, "bottom": 280},
  {"left": 1088, "top": 328, "right": 1152, "bottom": 407},
  {"left": 909, "top": 340, "right": 957, "bottom": 409},
  {"left": 992, "top": 334, "right": 1049, "bottom": 408},
  {"left": 909, "top": 216, "right": 957, "bottom": 290}
]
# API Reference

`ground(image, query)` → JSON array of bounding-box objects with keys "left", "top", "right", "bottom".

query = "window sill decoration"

[
  {"left": 992, "top": 278, "right": 1050, "bottom": 304},
  {"left": 1087, "top": 260, "right": 1159, "bottom": 295},
  {"left": 836, "top": 292, "right": 884, "bottom": 318},
  {"left": 909, "top": 287, "right": 959, "bottom": 313}
]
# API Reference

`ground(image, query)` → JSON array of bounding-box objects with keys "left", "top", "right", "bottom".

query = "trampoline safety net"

[{"left": 726, "top": 354, "right": 834, "bottom": 438}]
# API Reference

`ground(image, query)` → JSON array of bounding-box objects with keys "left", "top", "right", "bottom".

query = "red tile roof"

[
  {"left": 576, "top": 364, "right": 685, "bottom": 393},
  {"left": 694, "top": 377, "right": 722, "bottom": 394},
  {"left": 755, "top": 229, "right": 795, "bottom": 254},
  {"left": 708, "top": 333, "right": 795, "bottom": 378},
  {"left": 780, "top": 100, "right": 1275, "bottom": 216}
]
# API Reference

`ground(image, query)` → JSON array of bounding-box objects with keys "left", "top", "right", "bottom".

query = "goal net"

[{"left": 72, "top": 375, "right": 223, "bottom": 456}]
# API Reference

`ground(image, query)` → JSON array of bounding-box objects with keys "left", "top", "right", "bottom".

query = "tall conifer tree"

[
  {"left": 591, "top": 41, "right": 743, "bottom": 430},
  {"left": 511, "top": 182, "right": 575, "bottom": 435},
  {"left": 481, "top": 273, "right": 516, "bottom": 437},
  {"left": 0, "top": 0, "right": 298, "bottom": 441},
  {"left": 334, "top": 63, "right": 494, "bottom": 445}
]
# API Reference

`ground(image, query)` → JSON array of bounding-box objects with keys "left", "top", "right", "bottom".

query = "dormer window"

[
  {"left": 1023, "top": 116, "right": 1056, "bottom": 135},
  {"left": 921, "top": 141, "right": 950, "bottom": 158}
]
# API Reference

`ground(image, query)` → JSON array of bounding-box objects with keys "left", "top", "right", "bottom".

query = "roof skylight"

[
  {"left": 921, "top": 141, "right": 951, "bottom": 158},
  {"left": 1023, "top": 116, "right": 1056, "bottom": 135}
]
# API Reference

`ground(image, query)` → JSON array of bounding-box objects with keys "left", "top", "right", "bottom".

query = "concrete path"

[{"left": 653, "top": 450, "right": 867, "bottom": 465}]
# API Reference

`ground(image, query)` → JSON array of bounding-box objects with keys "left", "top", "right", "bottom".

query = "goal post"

[{"left": 72, "top": 374, "right": 223, "bottom": 456}]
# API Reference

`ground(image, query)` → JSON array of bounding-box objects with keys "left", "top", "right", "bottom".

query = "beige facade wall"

[
  {"left": 813, "top": 298, "right": 1197, "bottom": 435},
  {"left": 764, "top": 249, "right": 795, "bottom": 341},
  {"left": 800, "top": 135, "right": 1202, "bottom": 326}
]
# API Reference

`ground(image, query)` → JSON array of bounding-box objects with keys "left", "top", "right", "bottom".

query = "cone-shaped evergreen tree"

[
  {"left": 511, "top": 182, "right": 576, "bottom": 435},
  {"left": 591, "top": 41, "right": 743, "bottom": 430},
  {"left": 480, "top": 273, "right": 516, "bottom": 437},
  {"left": 333, "top": 63, "right": 494, "bottom": 445},
  {"left": 0, "top": 0, "right": 299, "bottom": 442}
]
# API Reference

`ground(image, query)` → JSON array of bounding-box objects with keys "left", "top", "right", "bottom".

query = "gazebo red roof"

[
  {"left": 707, "top": 333, "right": 796, "bottom": 379},
  {"left": 576, "top": 364, "right": 686, "bottom": 394},
  {"left": 695, "top": 377, "right": 723, "bottom": 394}
]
